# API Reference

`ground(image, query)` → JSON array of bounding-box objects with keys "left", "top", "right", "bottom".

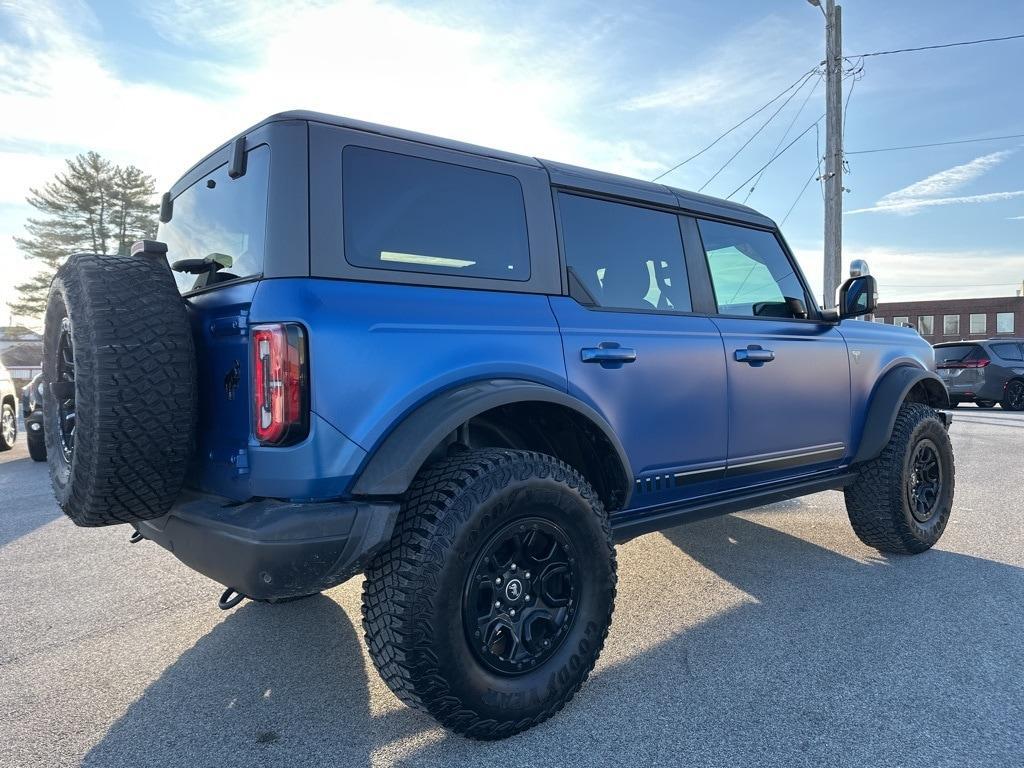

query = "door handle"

[
  {"left": 734, "top": 346, "right": 775, "bottom": 364},
  {"left": 581, "top": 346, "right": 637, "bottom": 365}
]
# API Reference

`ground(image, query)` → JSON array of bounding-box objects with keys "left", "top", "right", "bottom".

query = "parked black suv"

[{"left": 934, "top": 339, "right": 1024, "bottom": 410}]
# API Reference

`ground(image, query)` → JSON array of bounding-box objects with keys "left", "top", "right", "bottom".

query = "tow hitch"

[{"left": 218, "top": 587, "right": 246, "bottom": 610}]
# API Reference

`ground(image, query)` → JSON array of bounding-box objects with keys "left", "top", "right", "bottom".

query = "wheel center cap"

[{"left": 504, "top": 579, "right": 523, "bottom": 602}]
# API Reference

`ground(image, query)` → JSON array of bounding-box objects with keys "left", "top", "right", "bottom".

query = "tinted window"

[
  {"left": 342, "top": 146, "right": 529, "bottom": 281},
  {"left": 558, "top": 194, "right": 691, "bottom": 312},
  {"left": 698, "top": 220, "right": 806, "bottom": 318},
  {"left": 160, "top": 144, "right": 270, "bottom": 295},
  {"left": 934, "top": 344, "right": 983, "bottom": 365},
  {"left": 992, "top": 343, "right": 1023, "bottom": 361}
]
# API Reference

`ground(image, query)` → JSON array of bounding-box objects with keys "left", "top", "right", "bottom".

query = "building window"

[
  {"left": 943, "top": 315, "right": 960, "bottom": 336},
  {"left": 996, "top": 312, "right": 1015, "bottom": 334},
  {"left": 893, "top": 316, "right": 909, "bottom": 327},
  {"left": 918, "top": 315, "right": 934, "bottom": 335},
  {"left": 969, "top": 313, "right": 986, "bottom": 334},
  {"left": 874, "top": 317, "right": 887, "bottom": 323}
]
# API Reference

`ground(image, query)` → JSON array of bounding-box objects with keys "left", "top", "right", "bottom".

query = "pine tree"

[{"left": 8, "top": 152, "right": 159, "bottom": 319}]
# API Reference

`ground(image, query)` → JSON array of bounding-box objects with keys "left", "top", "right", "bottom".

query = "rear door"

[
  {"left": 549, "top": 192, "right": 728, "bottom": 512},
  {"left": 691, "top": 218, "right": 851, "bottom": 487}
]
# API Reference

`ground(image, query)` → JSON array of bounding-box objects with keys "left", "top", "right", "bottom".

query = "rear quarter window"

[
  {"left": 342, "top": 146, "right": 530, "bottom": 281},
  {"left": 992, "top": 343, "right": 1023, "bottom": 361},
  {"left": 160, "top": 144, "right": 270, "bottom": 295}
]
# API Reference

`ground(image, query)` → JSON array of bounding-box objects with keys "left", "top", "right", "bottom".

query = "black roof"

[{"left": 184, "top": 110, "right": 775, "bottom": 228}]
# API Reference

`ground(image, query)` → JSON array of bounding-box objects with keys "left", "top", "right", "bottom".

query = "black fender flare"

[
  {"left": 350, "top": 378, "right": 633, "bottom": 500},
  {"left": 853, "top": 365, "right": 949, "bottom": 464}
]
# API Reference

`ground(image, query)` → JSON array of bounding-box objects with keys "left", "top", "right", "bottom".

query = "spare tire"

[{"left": 43, "top": 252, "right": 196, "bottom": 527}]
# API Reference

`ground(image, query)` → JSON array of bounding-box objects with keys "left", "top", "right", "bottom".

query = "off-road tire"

[
  {"left": 27, "top": 428, "right": 46, "bottom": 462},
  {"left": 362, "top": 448, "right": 616, "bottom": 740},
  {"left": 845, "top": 402, "right": 954, "bottom": 554},
  {"left": 0, "top": 403, "right": 15, "bottom": 451},
  {"left": 43, "top": 253, "right": 196, "bottom": 527}
]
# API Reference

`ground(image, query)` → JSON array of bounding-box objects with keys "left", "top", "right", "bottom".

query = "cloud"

[
  {"left": 1009, "top": 215, "right": 1024, "bottom": 220},
  {"left": 792, "top": 243, "right": 1024, "bottom": 303},
  {"left": 847, "top": 189, "right": 1024, "bottom": 216},
  {"left": 847, "top": 150, "right": 1021, "bottom": 216}
]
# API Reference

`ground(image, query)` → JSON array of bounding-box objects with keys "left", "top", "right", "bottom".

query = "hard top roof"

[{"left": 181, "top": 110, "right": 776, "bottom": 227}]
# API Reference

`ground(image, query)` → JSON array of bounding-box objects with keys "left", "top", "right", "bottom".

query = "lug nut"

[
  {"left": 510, "top": 564, "right": 517, "bottom": 572},
  {"left": 510, "top": 609, "right": 516, "bottom": 617},
  {"left": 495, "top": 600, "right": 501, "bottom": 608},
  {"left": 495, "top": 577, "right": 502, "bottom": 585},
  {"left": 524, "top": 571, "right": 531, "bottom": 579},
  {"left": 525, "top": 595, "right": 531, "bottom": 602}
]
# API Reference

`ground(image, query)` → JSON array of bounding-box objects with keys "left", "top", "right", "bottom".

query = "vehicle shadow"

[
  {"left": 0, "top": 453, "right": 61, "bottom": 549},
  {"left": 393, "top": 511, "right": 1024, "bottom": 767},
  {"left": 81, "top": 594, "right": 431, "bottom": 768},
  {"left": 82, "top": 513, "right": 1024, "bottom": 768}
]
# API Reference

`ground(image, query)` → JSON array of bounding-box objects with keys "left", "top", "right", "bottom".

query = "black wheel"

[
  {"left": 845, "top": 402, "right": 954, "bottom": 554},
  {"left": 362, "top": 448, "right": 616, "bottom": 740},
  {"left": 975, "top": 400, "right": 996, "bottom": 409},
  {"left": 0, "top": 403, "right": 15, "bottom": 451},
  {"left": 1001, "top": 380, "right": 1024, "bottom": 411},
  {"left": 947, "top": 402, "right": 960, "bottom": 409},
  {"left": 27, "top": 428, "right": 47, "bottom": 462},
  {"left": 43, "top": 253, "right": 196, "bottom": 527}
]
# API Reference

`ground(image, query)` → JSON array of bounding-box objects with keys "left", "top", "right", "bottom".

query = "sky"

[{"left": 2, "top": 0, "right": 1023, "bottom": 324}]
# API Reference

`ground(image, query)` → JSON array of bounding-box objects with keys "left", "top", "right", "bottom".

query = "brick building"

[{"left": 874, "top": 293, "right": 1024, "bottom": 344}]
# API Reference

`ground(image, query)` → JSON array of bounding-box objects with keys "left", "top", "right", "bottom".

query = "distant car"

[
  {"left": 934, "top": 339, "right": 1024, "bottom": 410},
  {"left": 21, "top": 372, "right": 46, "bottom": 461},
  {"left": 0, "top": 360, "right": 17, "bottom": 451}
]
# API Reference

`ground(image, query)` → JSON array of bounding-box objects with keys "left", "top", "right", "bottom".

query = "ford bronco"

[{"left": 43, "top": 111, "right": 954, "bottom": 739}]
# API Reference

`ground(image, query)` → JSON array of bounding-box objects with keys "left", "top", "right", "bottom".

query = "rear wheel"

[
  {"left": 0, "top": 403, "right": 15, "bottom": 451},
  {"left": 362, "top": 448, "right": 616, "bottom": 740},
  {"left": 975, "top": 400, "right": 996, "bottom": 409},
  {"left": 1001, "top": 380, "right": 1024, "bottom": 411},
  {"left": 844, "top": 402, "right": 954, "bottom": 554}
]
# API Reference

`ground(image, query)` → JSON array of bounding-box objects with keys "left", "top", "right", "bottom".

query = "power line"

[
  {"left": 650, "top": 68, "right": 817, "bottom": 182},
  {"left": 743, "top": 73, "right": 823, "bottom": 203},
  {"left": 846, "top": 32, "right": 1024, "bottom": 59},
  {"left": 725, "top": 115, "right": 825, "bottom": 200},
  {"left": 847, "top": 133, "right": 1024, "bottom": 155},
  {"left": 879, "top": 282, "right": 1019, "bottom": 288},
  {"left": 780, "top": 165, "right": 820, "bottom": 225},
  {"left": 699, "top": 70, "right": 819, "bottom": 193}
]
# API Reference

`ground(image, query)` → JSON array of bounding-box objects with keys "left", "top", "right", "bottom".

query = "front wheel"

[
  {"left": 844, "top": 402, "right": 954, "bottom": 554},
  {"left": 975, "top": 400, "right": 996, "bottom": 409},
  {"left": 362, "top": 449, "right": 616, "bottom": 740}
]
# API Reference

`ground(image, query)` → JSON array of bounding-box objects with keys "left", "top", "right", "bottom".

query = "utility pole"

[{"left": 810, "top": 0, "right": 843, "bottom": 307}]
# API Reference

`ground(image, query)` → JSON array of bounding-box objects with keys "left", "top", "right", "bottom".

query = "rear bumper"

[
  {"left": 136, "top": 492, "right": 399, "bottom": 600},
  {"left": 943, "top": 378, "right": 1002, "bottom": 402}
]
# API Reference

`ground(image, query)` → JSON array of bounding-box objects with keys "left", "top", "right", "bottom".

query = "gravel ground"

[{"left": 1, "top": 407, "right": 1021, "bottom": 767}]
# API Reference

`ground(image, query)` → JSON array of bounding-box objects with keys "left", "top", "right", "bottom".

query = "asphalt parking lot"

[{"left": 1, "top": 407, "right": 1022, "bottom": 768}]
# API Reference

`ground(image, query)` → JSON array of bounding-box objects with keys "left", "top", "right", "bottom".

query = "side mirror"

[{"left": 838, "top": 274, "right": 878, "bottom": 319}]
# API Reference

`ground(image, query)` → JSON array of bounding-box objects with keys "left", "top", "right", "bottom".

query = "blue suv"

[{"left": 43, "top": 111, "right": 954, "bottom": 739}]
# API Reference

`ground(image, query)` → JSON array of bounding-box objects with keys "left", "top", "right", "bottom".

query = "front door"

[
  {"left": 695, "top": 218, "right": 851, "bottom": 487},
  {"left": 550, "top": 192, "right": 728, "bottom": 512}
]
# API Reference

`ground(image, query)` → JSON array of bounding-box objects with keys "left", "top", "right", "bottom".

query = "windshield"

[
  {"left": 934, "top": 344, "right": 983, "bottom": 365},
  {"left": 159, "top": 144, "right": 270, "bottom": 294}
]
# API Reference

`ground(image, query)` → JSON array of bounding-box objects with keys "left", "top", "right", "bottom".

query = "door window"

[
  {"left": 698, "top": 220, "right": 808, "bottom": 318},
  {"left": 558, "top": 193, "right": 691, "bottom": 312}
]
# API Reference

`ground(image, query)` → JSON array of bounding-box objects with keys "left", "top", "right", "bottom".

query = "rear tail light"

[
  {"left": 252, "top": 323, "right": 308, "bottom": 445},
  {"left": 938, "top": 358, "right": 990, "bottom": 369}
]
